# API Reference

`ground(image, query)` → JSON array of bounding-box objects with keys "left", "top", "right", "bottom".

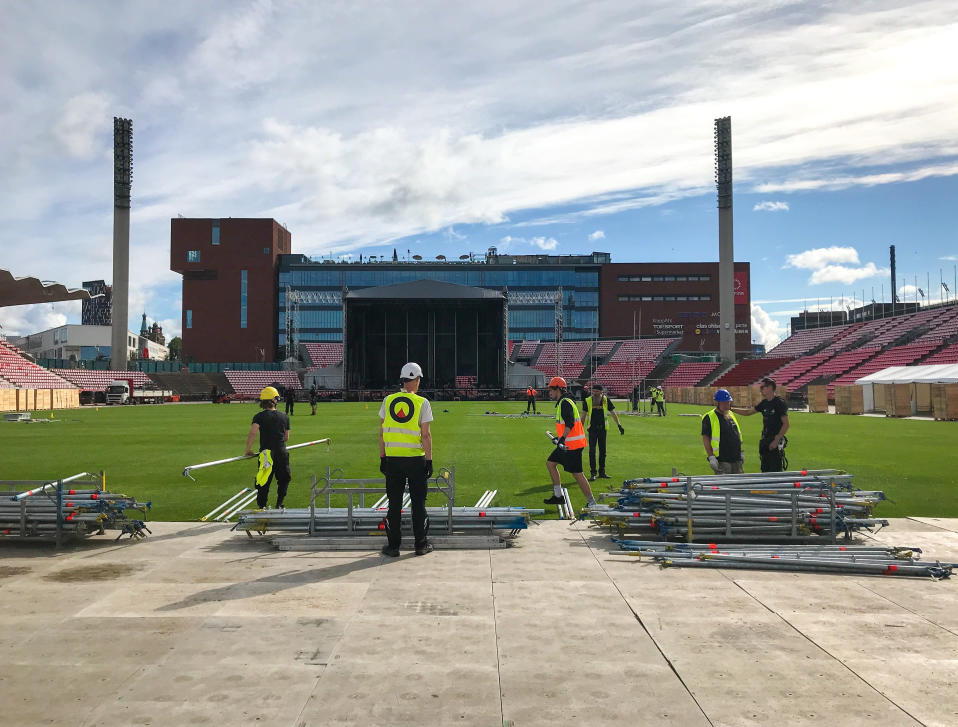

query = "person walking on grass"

[
  {"left": 701, "top": 388, "right": 744, "bottom": 474},
  {"left": 582, "top": 383, "right": 624, "bottom": 481},
  {"left": 732, "top": 377, "right": 790, "bottom": 472},
  {"left": 245, "top": 386, "right": 291, "bottom": 509},
  {"left": 543, "top": 377, "right": 597, "bottom": 508},
  {"left": 378, "top": 362, "right": 434, "bottom": 557},
  {"left": 309, "top": 384, "right": 318, "bottom": 416}
]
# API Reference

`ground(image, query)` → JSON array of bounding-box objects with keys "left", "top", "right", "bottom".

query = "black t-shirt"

[
  {"left": 584, "top": 395, "right": 615, "bottom": 431},
  {"left": 701, "top": 411, "right": 742, "bottom": 462},
  {"left": 755, "top": 396, "right": 788, "bottom": 440},
  {"left": 252, "top": 409, "right": 290, "bottom": 453}
]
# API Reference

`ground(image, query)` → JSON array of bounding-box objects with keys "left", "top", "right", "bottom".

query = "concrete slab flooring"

[{"left": 0, "top": 518, "right": 955, "bottom": 726}]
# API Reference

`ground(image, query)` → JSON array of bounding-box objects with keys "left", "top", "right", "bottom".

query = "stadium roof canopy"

[
  {"left": 0, "top": 269, "right": 91, "bottom": 307},
  {"left": 346, "top": 279, "right": 504, "bottom": 300},
  {"left": 855, "top": 364, "right": 958, "bottom": 384}
]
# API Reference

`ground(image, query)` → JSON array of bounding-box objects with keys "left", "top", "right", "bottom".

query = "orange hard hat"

[{"left": 548, "top": 376, "right": 567, "bottom": 389}]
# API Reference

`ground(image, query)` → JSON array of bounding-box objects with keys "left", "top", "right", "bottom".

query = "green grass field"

[{"left": 2, "top": 400, "right": 956, "bottom": 520}]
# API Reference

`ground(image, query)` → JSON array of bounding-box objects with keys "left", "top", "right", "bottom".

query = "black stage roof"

[{"left": 346, "top": 279, "right": 504, "bottom": 301}]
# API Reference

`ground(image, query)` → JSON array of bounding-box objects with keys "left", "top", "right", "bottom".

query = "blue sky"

[{"left": 1, "top": 1, "right": 956, "bottom": 348}]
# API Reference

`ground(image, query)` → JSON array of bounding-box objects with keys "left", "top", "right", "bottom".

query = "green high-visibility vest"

[
  {"left": 585, "top": 394, "right": 610, "bottom": 429},
  {"left": 703, "top": 409, "right": 740, "bottom": 455},
  {"left": 382, "top": 390, "right": 426, "bottom": 457}
]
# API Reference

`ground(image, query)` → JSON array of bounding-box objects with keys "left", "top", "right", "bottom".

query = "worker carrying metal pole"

[
  {"left": 543, "top": 376, "right": 597, "bottom": 508},
  {"left": 378, "top": 362, "right": 434, "bottom": 557},
  {"left": 245, "top": 386, "right": 292, "bottom": 509}
]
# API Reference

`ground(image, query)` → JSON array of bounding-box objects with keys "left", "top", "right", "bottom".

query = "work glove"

[
  {"left": 379, "top": 456, "right": 387, "bottom": 475},
  {"left": 618, "top": 424, "right": 624, "bottom": 435},
  {"left": 424, "top": 459, "right": 433, "bottom": 478},
  {"left": 707, "top": 455, "right": 719, "bottom": 473},
  {"left": 557, "top": 436, "right": 566, "bottom": 450}
]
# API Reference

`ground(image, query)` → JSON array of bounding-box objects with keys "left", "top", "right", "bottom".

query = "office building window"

[
  {"left": 187, "top": 250, "right": 200, "bottom": 262},
  {"left": 263, "top": 247, "right": 270, "bottom": 255},
  {"left": 212, "top": 220, "right": 220, "bottom": 245},
  {"left": 240, "top": 270, "right": 248, "bottom": 329},
  {"left": 186, "top": 310, "right": 193, "bottom": 329}
]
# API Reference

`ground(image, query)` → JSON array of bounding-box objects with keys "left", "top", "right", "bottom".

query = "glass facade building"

[{"left": 277, "top": 253, "right": 606, "bottom": 347}]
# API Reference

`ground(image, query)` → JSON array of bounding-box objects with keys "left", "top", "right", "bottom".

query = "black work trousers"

[
  {"left": 384, "top": 456, "right": 429, "bottom": 548},
  {"left": 526, "top": 396, "right": 536, "bottom": 413},
  {"left": 759, "top": 438, "right": 784, "bottom": 473},
  {"left": 588, "top": 428, "right": 607, "bottom": 475},
  {"left": 255, "top": 450, "right": 291, "bottom": 507}
]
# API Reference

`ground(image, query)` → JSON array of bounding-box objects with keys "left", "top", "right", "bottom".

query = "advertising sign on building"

[{"left": 734, "top": 271, "right": 749, "bottom": 305}]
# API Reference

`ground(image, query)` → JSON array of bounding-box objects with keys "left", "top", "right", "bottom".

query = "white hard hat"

[{"left": 400, "top": 362, "right": 423, "bottom": 380}]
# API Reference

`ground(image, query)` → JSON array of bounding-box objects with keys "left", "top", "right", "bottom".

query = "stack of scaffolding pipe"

[
  {"left": 236, "top": 505, "right": 542, "bottom": 536},
  {"left": 586, "top": 470, "right": 886, "bottom": 541},
  {"left": 2, "top": 478, "right": 150, "bottom": 540},
  {"left": 609, "top": 540, "right": 954, "bottom": 579}
]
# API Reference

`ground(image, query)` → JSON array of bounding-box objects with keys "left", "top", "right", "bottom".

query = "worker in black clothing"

[
  {"left": 245, "top": 386, "right": 291, "bottom": 509},
  {"left": 582, "top": 384, "right": 624, "bottom": 480},
  {"left": 525, "top": 386, "right": 537, "bottom": 414},
  {"left": 284, "top": 386, "right": 295, "bottom": 415},
  {"left": 732, "top": 377, "right": 790, "bottom": 472},
  {"left": 379, "top": 362, "right": 434, "bottom": 557},
  {"left": 309, "top": 384, "right": 319, "bottom": 415}
]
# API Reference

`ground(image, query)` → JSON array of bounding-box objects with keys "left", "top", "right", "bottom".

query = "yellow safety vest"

[
  {"left": 585, "top": 394, "right": 610, "bottom": 429},
  {"left": 382, "top": 390, "right": 426, "bottom": 457},
  {"left": 703, "top": 409, "right": 740, "bottom": 455}
]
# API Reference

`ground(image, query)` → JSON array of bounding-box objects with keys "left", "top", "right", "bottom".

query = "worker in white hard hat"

[
  {"left": 378, "top": 362, "right": 434, "bottom": 557},
  {"left": 245, "top": 386, "right": 291, "bottom": 509}
]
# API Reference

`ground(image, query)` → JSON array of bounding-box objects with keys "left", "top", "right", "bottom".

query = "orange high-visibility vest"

[{"left": 555, "top": 397, "right": 586, "bottom": 450}]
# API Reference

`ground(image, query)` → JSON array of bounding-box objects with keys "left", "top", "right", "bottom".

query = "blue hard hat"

[{"left": 714, "top": 388, "right": 732, "bottom": 402}]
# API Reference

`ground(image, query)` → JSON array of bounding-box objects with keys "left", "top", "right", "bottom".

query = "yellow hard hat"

[{"left": 260, "top": 386, "right": 280, "bottom": 401}]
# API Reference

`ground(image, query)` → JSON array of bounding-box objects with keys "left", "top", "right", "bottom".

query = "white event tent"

[{"left": 855, "top": 364, "right": 958, "bottom": 412}]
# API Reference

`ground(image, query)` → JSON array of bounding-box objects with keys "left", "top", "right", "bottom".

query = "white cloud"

[
  {"left": 588, "top": 230, "right": 605, "bottom": 241},
  {"left": 785, "top": 246, "right": 860, "bottom": 270},
  {"left": 753, "top": 201, "right": 789, "bottom": 212},
  {"left": 51, "top": 92, "right": 112, "bottom": 160},
  {"left": 809, "top": 262, "right": 885, "bottom": 285},
  {"left": 941, "top": 255, "right": 958, "bottom": 262},
  {"left": 157, "top": 318, "right": 181, "bottom": 341},
  {"left": 784, "top": 246, "right": 887, "bottom": 285},
  {"left": 898, "top": 284, "right": 918, "bottom": 299},
  {"left": 530, "top": 236, "right": 558, "bottom": 251},
  {"left": 0, "top": 301, "right": 78, "bottom": 337},
  {"left": 750, "top": 304, "right": 788, "bottom": 350},
  {"left": 496, "top": 234, "right": 557, "bottom": 251}
]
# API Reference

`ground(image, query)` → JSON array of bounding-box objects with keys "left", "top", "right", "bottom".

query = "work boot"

[
  {"left": 380, "top": 544, "right": 400, "bottom": 557},
  {"left": 598, "top": 472, "right": 611, "bottom": 479},
  {"left": 414, "top": 542, "right": 434, "bottom": 556},
  {"left": 543, "top": 494, "right": 565, "bottom": 505},
  {"left": 589, "top": 472, "right": 597, "bottom": 481}
]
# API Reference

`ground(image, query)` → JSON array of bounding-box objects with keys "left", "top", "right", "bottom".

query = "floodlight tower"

[
  {"left": 111, "top": 117, "right": 132, "bottom": 371},
  {"left": 714, "top": 117, "right": 735, "bottom": 364}
]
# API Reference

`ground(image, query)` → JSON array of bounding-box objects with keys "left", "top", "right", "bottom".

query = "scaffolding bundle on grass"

[
  {"left": 233, "top": 467, "right": 543, "bottom": 549},
  {"left": 0, "top": 472, "right": 151, "bottom": 544}
]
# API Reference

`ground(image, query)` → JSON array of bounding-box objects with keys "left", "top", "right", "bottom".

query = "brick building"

[{"left": 170, "top": 218, "right": 290, "bottom": 362}]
